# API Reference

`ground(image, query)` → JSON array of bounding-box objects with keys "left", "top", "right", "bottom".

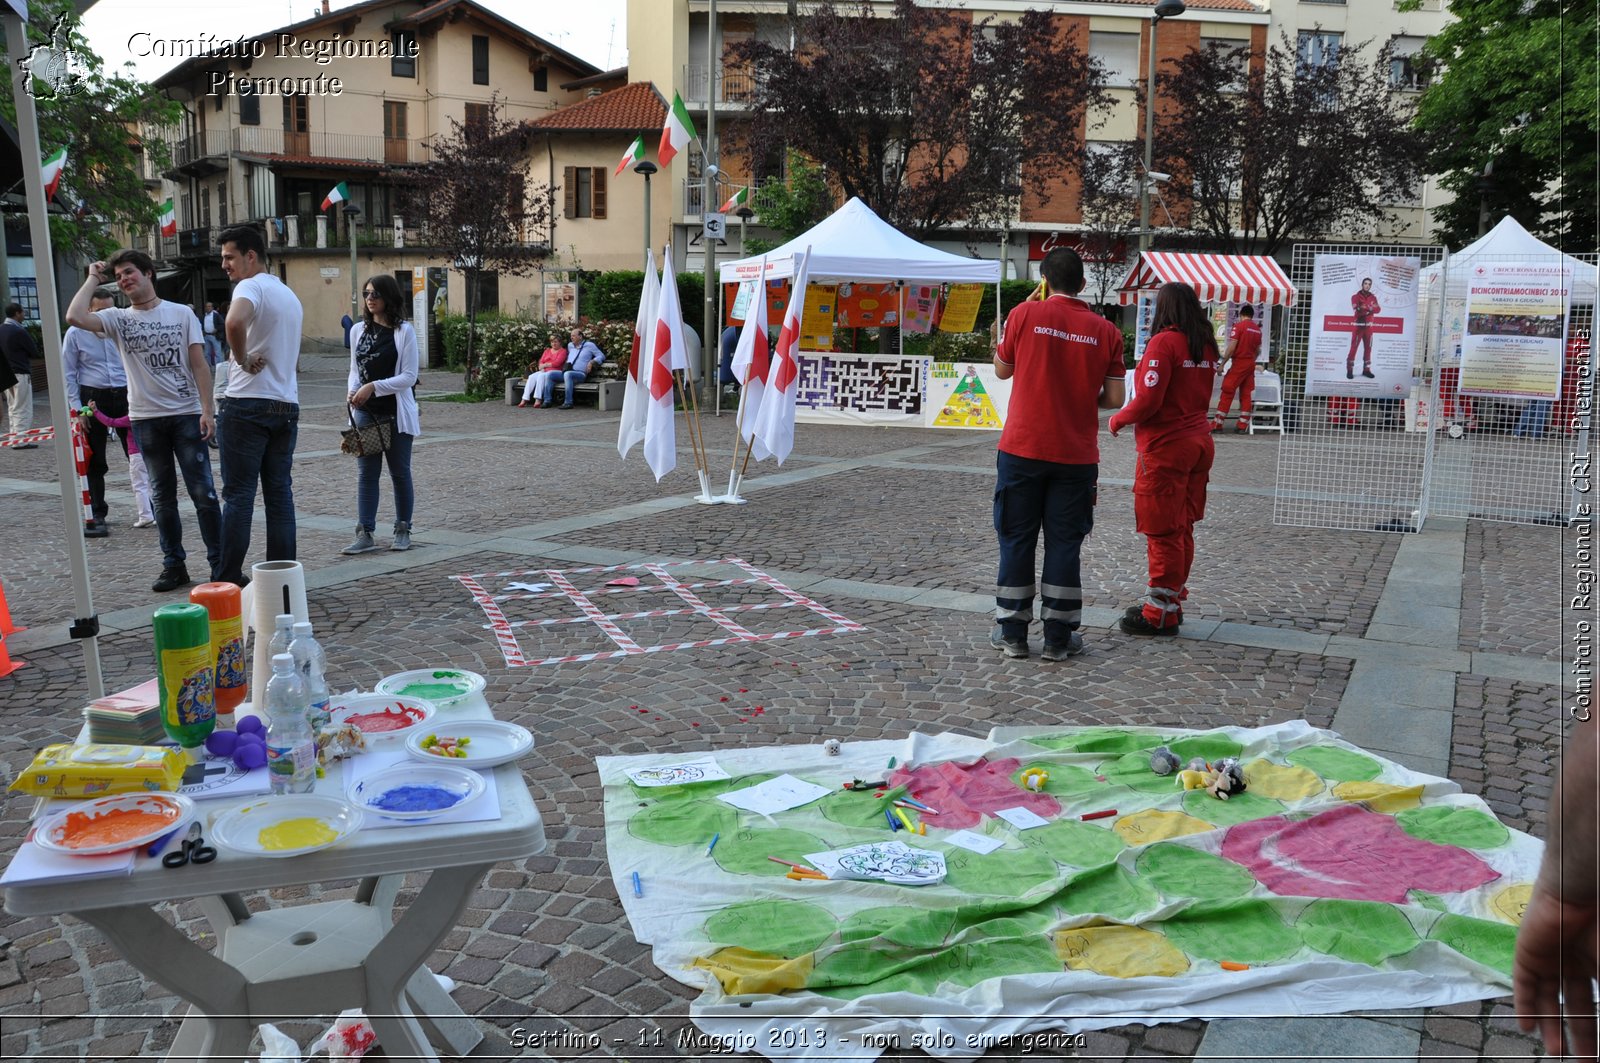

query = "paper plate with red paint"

[
  {"left": 34, "top": 792, "right": 194, "bottom": 856},
  {"left": 329, "top": 694, "right": 437, "bottom": 745}
]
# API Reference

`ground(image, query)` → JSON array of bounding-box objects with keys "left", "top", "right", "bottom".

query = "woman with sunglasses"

[{"left": 343, "top": 273, "right": 420, "bottom": 553}]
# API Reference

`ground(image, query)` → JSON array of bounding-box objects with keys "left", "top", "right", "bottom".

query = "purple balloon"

[
  {"left": 236, "top": 716, "right": 265, "bottom": 735},
  {"left": 205, "top": 730, "right": 239, "bottom": 757},
  {"left": 234, "top": 742, "right": 268, "bottom": 770}
]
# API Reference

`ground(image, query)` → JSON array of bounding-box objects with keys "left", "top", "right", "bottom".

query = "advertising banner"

[
  {"left": 1306, "top": 254, "right": 1420, "bottom": 399},
  {"left": 1459, "top": 262, "right": 1571, "bottom": 400}
]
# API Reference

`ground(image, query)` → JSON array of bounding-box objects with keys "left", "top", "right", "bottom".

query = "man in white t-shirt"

[
  {"left": 217, "top": 225, "right": 305, "bottom": 588},
  {"left": 200, "top": 301, "right": 223, "bottom": 367},
  {"left": 66, "top": 250, "right": 220, "bottom": 592}
]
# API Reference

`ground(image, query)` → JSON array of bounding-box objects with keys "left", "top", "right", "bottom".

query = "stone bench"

[{"left": 505, "top": 375, "right": 624, "bottom": 411}]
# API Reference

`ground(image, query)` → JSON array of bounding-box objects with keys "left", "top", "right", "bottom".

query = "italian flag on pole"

[
  {"left": 321, "top": 181, "right": 350, "bottom": 211},
  {"left": 158, "top": 198, "right": 177, "bottom": 238},
  {"left": 718, "top": 187, "right": 748, "bottom": 213},
  {"left": 41, "top": 147, "right": 66, "bottom": 201},
  {"left": 658, "top": 91, "right": 697, "bottom": 168},
  {"left": 614, "top": 135, "right": 645, "bottom": 177}
]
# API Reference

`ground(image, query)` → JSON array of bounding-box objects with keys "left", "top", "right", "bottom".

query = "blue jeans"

[
  {"left": 353, "top": 407, "right": 415, "bottom": 530},
  {"left": 217, "top": 397, "right": 299, "bottom": 585},
  {"left": 1514, "top": 400, "right": 1552, "bottom": 438},
  {"left": 131, "top": 414, "right": 221, "bottom": 574},
  {"left": 993, "top": 450, "right": 1097, "bottom": 644},
  {"left": 560, "top": 370, "right": 589, "bottom": 405}
]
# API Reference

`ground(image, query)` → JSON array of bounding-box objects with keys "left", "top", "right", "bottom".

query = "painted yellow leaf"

[
  {"left": 1113, "top": 809, "right": 1214, "bottom": 845},
  {"left": 1242, "top": 759, "right": 1324, "bottom": 801},
  {"left": 1491, "top": 883, "right": 1533, "bottom": 925},
  {"left": 691, "top": 946, "right": 814, "bottom": 995},
  {"left": 1056, "top": 923, "right": 1190, "bottom": 978},
  {"left": 1332, "top": 780, "right": 1425, "bottom": 813}
]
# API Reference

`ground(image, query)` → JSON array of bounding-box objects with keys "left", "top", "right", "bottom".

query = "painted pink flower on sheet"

[
  {"left": 1221, "top": 804, "right": 1500, "bottom": 902},
  {"left": 890, "top": 758, "right": 1060, "bottom": 830}
]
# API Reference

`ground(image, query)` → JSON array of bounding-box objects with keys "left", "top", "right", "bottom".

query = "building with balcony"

[{"left": 134, "top": 0, "right": 608, "bottom": 341}]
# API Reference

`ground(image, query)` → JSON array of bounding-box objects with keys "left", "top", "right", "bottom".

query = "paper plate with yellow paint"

[{"left": 211, "top": 795, "right": 365, "bottom": 858}]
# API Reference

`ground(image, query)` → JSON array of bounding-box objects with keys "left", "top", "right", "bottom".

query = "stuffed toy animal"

[{"left": 1177, "top": 758, "right": 1248, "bottom": 800}]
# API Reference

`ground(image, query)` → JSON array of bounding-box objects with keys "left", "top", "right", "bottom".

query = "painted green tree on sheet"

[{"left": 606, "top": 724, "right": 1539, "bottom": 1016}]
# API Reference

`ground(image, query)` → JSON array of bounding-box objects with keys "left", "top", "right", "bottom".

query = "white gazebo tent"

[
  {"left": 1420, "top": 215, "right": 1599, "bottom": 301},
  {"left": 718, "top": 197, "right": 1000, "bottom": 429},
  {"left": 720, "top": 197, "right": 1001, "bottom": 286}
]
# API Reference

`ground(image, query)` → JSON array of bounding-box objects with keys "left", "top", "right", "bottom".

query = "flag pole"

[{"left": 679, "top": 363, "right": 715, "bottom": 502}]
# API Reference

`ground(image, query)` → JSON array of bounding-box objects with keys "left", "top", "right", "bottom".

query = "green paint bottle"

[{"left": 153, "top": 602, "right": 216, "bottom": 758}]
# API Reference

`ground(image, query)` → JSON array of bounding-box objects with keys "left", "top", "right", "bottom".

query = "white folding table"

[{"left": 2, "top": 694, "right": 546, "bottom": 1063}]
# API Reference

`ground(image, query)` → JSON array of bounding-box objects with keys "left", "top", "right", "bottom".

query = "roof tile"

[{"left": 529, "top": 82, "right": 666, "bottom": 133}]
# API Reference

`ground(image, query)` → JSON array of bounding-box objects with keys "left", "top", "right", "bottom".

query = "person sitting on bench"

[
  {"left": 518, "top": 339, "right": 570, "bottom": 408},
  {"left": 555, "top": 328, "right": 605, "bottom": 409}
]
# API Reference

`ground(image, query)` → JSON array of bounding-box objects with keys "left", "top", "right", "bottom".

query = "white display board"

[
  {"left": 1459, "top": 261, "right": 1572, "bottom": 400},
  {"left": 1305, "top": 254, "right": 1420, "bottom": 400}
]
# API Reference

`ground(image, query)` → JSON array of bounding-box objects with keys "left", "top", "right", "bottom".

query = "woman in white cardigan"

[{"left": 343, "top": 273, "right": 421, "bottom": 553}]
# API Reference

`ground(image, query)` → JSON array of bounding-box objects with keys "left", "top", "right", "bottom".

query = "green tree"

[
  {"left": 1409, "top": 0, "right": 1597, "bottom": 247},
  {"left": 0, "top": 2, "right": 179, "bottom": 260},
  {"left": 746, "top": 150, "right": 832, "bottom": 254}
]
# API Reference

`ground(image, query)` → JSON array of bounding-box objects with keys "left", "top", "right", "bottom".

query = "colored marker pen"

[{"left": 631, "top": 871, "right": 642, "bottom": 898}]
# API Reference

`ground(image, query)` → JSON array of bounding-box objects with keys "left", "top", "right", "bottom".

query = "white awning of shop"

[{"left": 1117, "top": 251, "right": 1297, "bottom": 306}]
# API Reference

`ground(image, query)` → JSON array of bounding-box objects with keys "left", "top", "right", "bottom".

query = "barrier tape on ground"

[
  {"left": 455, "top": 557, "right": 866, "bottom": 668},
  {"left": 490, "top": 576, "right": 766, "bottom": 603},
  {"left": 452, "top": 573, "right": 527, "bottom": 667},
  {"left": 0, "top": 427, "right": 54, "bottom": 447},
  {"left": 727, "top": 556, "right": 868, "bottom": 631},
  {"left": 645, "top": 563, "right": 760, "bottom": 640},
  {"left": 547, "top": 569, "right": 643, "bottom": 654},
  {"left": 487, "top": 599, "right": 804, "bottom": 630}
]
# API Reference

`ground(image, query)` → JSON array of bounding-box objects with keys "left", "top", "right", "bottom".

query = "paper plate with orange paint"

[{"left": 34, "top": 792, "right": 194, "bottom": 856}]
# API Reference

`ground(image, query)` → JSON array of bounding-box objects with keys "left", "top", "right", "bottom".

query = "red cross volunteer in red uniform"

[
  {"left": 989, "top": 248, "right": 1125, "bottom": 661},
  {"left": 1108, "top": 281, "right": 1218, "bottom": 636},
  {"left": 1211, "top": 303, "right": 1262, "bottom": 433}
]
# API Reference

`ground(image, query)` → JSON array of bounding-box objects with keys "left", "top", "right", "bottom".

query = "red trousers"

[
  {"left": 1347, "top": 326, "right": 1373, "bottom": 370},
  {"left": 1328, "top": 396, "right": 1360, "bottom": 424},
  {"left": 1133, "top": 434, "right": 1214, "bottom": 627},
  {"left": 1215, "top": 361, "right": 1255, "bottom": 426}
]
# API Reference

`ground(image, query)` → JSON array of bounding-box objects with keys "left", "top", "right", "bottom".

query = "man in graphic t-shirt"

[
  {"left": 66, "top": 250, "right": 219, "bottom": 592},
  {"left": 989, "top": 248, "right": 1126, "bottom": 662},
  {"left": 217, "top": 225, "right": 305, "bottom": 588}
]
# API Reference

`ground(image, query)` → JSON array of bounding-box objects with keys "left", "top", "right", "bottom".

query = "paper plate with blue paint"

[{"left": 347, "top": 762, "right": 487, "bottom": 822}]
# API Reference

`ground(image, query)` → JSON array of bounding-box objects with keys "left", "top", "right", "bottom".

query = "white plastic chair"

[{"left": 1248, "top": 370, "right": 1283, "bottom": 434}]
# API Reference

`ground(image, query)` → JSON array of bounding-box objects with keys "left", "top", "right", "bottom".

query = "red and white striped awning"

[{"left": 1117, "top": 252, "right": 1297, "bottom": 307}]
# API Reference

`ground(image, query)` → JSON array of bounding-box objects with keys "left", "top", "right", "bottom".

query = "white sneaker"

[{"left": 133, "top": 516, "right": 156, "bottom": 528}]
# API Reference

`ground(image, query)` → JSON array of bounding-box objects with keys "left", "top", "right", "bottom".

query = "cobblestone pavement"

[{"left": 0, "top": 356, "right": 1575, "bottom": 1061}]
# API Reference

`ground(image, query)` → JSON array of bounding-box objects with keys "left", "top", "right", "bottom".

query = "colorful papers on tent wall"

[
  {"left": 729, "top": 280, "right": 758, "bottom": 324},
  {"left": 902, "top": 284, "right": 939, "bottom": 334},
  {"left": 801, "top": 284, "right": 837, "bottom": 350},
  {"left": 835, "top": 283, "right": 899, "bottom": 328},
  {"left": 724, "top": 280, "right": 790, "bottom": 327},
  {"left": 939, "top": 283, "right": 985, "bottom": 332}
]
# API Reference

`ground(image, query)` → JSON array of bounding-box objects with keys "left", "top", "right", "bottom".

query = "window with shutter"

[
  {"left": 591, "top": 168, "right": 606, "bottom": 219},
  {"left": 563, "top": 166, "right": 578, "bottom": 218}
]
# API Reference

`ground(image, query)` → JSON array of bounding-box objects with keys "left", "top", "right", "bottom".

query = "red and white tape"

[{"left": 0, "top": 427, "right": 54, "bottom": 448}]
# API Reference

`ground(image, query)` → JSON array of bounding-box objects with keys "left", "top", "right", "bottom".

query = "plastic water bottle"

[
  {"left": 268, "top": 613, "right": 296, "bottom": 662},
  {"left": 264, "top": 653, "right": 315, "bottom": 794},
  {"left": 289, "top": 621, "right": 331, "bottom": 733}
]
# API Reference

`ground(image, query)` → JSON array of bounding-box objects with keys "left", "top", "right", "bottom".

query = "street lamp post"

[
  {"left": 634, "top": 159, "right": 658, "bottom": 268},
  {"left": 344, "top": 203, "right": 362, "bottom": 315},
  {"left": 1139, "top": 0, "right": 1186, "bottom": 254},
  {"left": 735, "top": 204, "right": 754, "bottom": 257}
]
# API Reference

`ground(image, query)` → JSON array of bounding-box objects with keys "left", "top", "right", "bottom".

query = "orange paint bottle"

[{"left": 190, "top": 583, "right": 245, "bottom": 726}]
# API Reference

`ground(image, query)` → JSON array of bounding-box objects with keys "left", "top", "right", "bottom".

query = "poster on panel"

[
  {"left": 1306, "top": 255, "right": 1420, "bottom": 399},
  {"left": 1458, "top": 262, "right": 1571, "bottom": 400},
  {"left": 926, "top": 363, "right": 1009, "bottom": 430}
]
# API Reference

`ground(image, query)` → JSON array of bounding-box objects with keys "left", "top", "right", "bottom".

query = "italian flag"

[
  {"left": 158, "top": 198, "right": 176, "bottom": 238},
  {"left": 321, "top": 181, "right": 350, "bottom": 211},
  {"left": 658, "top": 91, "right": 697, "bottom": 168},
  {"left": 718, "top": 187, "right": 749, "bottom": 213},
  {"left": 41, "top": 146, "right": 66, "bottom": 201},
  {"left": 614, "top": 135, "right": 645, "bottom": 177}
]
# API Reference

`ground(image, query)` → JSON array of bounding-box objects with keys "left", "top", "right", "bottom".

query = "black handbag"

[{"left": 340, "top": 402, "right": 394, "bottom": 456}]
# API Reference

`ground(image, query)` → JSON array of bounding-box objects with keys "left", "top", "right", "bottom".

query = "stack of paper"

[
  {"left": 0, "top": 839, "right": 136, "bottom": 887},
  {"left": 84, "top": 679, "right": 163, "bottom": 744}
]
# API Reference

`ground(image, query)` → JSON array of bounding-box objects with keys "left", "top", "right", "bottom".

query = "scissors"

[{"left": 161, "top": 823, "right": 217, "bottom": 868}]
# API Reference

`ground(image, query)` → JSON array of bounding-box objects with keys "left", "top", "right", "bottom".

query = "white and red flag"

[
  {"left": 644, "top": 243, "right": 689, "bottom": 481},
  {"left": 730, "top": 264, "right": 772, "bottom": 461},
  {"left": 618, "top": 248, "right": 660, "bottom": 460},
  {"left": 750, "top": 249, "right": 810, "bottom": 465}
]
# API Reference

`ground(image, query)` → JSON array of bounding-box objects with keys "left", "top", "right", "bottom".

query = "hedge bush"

[{"left": 436, "top": 314, "right": 634, "bottom": 399}]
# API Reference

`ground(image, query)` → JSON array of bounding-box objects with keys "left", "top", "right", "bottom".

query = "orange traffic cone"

[
  {"left": 0, "top": 577, "right": 21, "bottom": 635},
  {"left": 0, "top": 629, "right": 24, "bottom": 678}
]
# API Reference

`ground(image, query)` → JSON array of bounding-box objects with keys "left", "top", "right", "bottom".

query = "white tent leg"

[{"left": 5, "top": 7, "right": 104, "bottom": 698}]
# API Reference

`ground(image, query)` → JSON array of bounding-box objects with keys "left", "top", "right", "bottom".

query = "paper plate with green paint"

[{"left": 375, "top": 668, "right": 486, "bottom": 707}]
